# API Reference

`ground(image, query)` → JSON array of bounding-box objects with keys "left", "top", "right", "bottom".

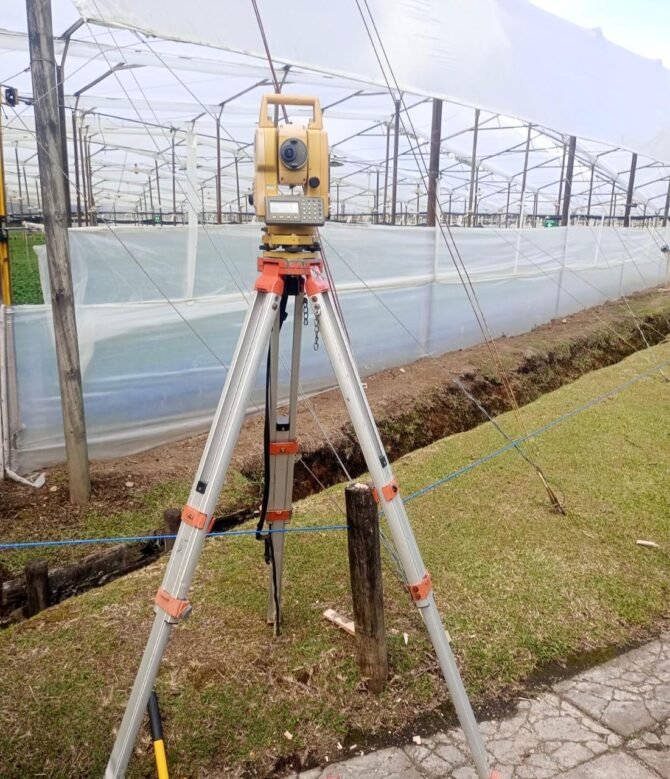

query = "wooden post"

[
  {"left": 163, "top": 508, "right": 181, "bottom": 552},
  {"left": 345, "top": 482, "right": 388, "bottom": 693},
  {"left": 24, "top": 559, "right": 49, "bottom": 617},
  {"left": 27, "top": 0, "right": 91, "bottom": 504}
]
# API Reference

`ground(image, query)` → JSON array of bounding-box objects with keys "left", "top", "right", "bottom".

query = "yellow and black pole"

[
  {"left": 0, "top": 88, "right": 12, "bottom": 305},
  {"left": 147, "top": 691, "right": 169, "bottom": 779}
]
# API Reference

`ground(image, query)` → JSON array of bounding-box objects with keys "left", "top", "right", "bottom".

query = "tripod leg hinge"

[
  {"left": 372, "top": 479, "right": 399, "bottom": 503},
  {"left": 181, "top": 505, "right": 214, "bottom": 532},
  {"left": 269, "top": 440, "right": 299, "bottom": 455},
  {"left": 266, "top": 509, "right": 292, "bottom": 522},
  {"left": 305, "top": 270, "right": 330, "bottom": 296},
  {"left": 155, "top": 587, "right": 190, "bottom": 620},
  {"left": 255, "top": 267, "right": 285, "bottom": 295},
  {"left": 407, "top": 573, "right": 433, "bottom": 603}
]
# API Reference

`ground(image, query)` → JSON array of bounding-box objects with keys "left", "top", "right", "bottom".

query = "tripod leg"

[
  {"left": 266, "top": 292, "right": 303, "bottom": 624},
  {"left": 105, "top": 287, "right": 281, "bottom": 779},
  {"left": 310, "top": 286, "right": 494, "bottom": 779}
]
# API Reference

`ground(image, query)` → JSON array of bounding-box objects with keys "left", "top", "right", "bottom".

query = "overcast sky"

[{"left": 529, "top": 0, "right": 670, "bottom": 66}]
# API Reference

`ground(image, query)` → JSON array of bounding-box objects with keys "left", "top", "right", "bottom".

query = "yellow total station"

[{"left": 253, "top": 94, "right": 329, "bottom": 254}]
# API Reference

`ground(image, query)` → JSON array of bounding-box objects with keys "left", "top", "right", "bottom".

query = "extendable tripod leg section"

[
  {"left": 105, "top": 283, "right": 283, "bottom": 779},
  {"left": 308, "top": 275, "right": 497, "bottom": 779},
  {"left": 264, "top": 290, "right": 303, "bottom": 626}
]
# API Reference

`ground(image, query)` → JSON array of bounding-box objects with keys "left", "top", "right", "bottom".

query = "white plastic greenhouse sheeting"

[
  {"left": 74, "top": 0, "right": 670, "bottom": 164},
  {"left": 8, "top": 223, "right": 668, "bottom": 474}
]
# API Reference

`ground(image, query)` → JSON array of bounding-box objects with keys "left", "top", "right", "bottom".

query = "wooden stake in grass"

[
  {"left": 345, "top": 482, "right": 388, "bottom": 693},
  {"left": 24, "top": 559, "right": 49, "bottom": 617}
]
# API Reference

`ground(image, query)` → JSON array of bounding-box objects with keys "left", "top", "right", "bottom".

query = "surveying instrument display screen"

[
  {"left": 266, "top": 195, "right": 324, "bottom": 224},
  {"left": 105, "top": 94, "right": 497, "bottom": 779}
]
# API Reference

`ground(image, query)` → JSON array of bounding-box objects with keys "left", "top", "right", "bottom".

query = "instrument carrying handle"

[{"left": 259, "top": 94, "right": 323, "bottom": 129}]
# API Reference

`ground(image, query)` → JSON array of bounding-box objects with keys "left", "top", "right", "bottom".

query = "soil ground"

[{"left": 2, "top": 287, "right": 670, "bottom": 577}]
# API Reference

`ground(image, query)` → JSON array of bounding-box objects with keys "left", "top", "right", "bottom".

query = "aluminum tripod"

[{"left": 105, "top": 255, "right": 498, "bottom": 779}]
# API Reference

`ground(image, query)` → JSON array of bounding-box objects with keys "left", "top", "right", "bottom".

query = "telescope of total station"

[{"left": 105, "top": 94, "right": 500, "bottom": 779}]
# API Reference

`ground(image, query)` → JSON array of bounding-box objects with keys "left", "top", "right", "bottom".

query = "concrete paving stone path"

[{"left": 293, "top": 632, "right": 670, "bottom": 778}]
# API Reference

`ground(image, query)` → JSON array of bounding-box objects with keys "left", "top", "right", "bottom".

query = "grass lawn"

[
  {"left": 0, "top": 342, "right": 669, "bottom": 777},
  {"left": 8, "top": 229, "right": 44, "bottom": 304}
]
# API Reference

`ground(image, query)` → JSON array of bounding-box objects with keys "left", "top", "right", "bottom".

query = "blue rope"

[
  {"left": 2, "top": 357, "right": 667, "bottom": 552},
  {"left": 0, "top": 524, "right": 350, "bottom": 551}
]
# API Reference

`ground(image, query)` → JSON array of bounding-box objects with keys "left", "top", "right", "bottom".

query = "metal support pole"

[
  {"left": 14, "top": 145, "right": 23, "bottom": 215},
  {"left": 467, "top": 108, "right": 480, "bottom": 226},
  {"left": 215, "top": 111, "right": 222, "bottom": 224},
  {"left": 382, "top": 120, "right": 391, "bottom": 224},
  {"left": 556, "top": 139, "right": 567, "bottom": 217},
  {"left": 86, "top": 137, "right": 96, "bottom": 225},
  {"left": 78, "top": 125, "right": 88, "bottom": 225},
  {"left": 560, "top": 135, "right": 576, "bottom": 227},
  {"left": 23, "top": 167, "right": 31, "bottom": 211},
  {"left": 505, "top": 181, "right": 511, "bottom": 227},
  {"left": 171, "top": 132, "right": 177, "bottom": 224},
  {"left": 586, "top": 164, "right": 595, "bottom": 225},
  {"left": 71, "top": 112, "right": 82, "bottom": 226},
  {"left": 623, "top": 152, "right": 638, "bottom": 227},
  {"left": 391, "top": 99, "right": 400, "bottom": 225},
  {"left": 148, "top": 173, "right": 154, "bottom": 218},
  {"left": 27, "top": 0, "right": 90, "bottom": 503},
  {"left": 518, "top": 124, "right": 532, "bottom": 227},
  {"left": 154, "top": 159, "right": 162, "bottom": 224},
  {"left": 427, "top": 98, "right": 442, "bottom": 228},
  {"left": 609, "top": 179, "right": 616, "bottom": 223},
  {"left": 374, "top": 168, "right": 379, "bottom": 224},
  {"left": 0, "top": 98, "right": 11, "bottom": 304},
  {"left": 663, "top": 180, "right": 670, "bottom": 228},
  {"left": 55, "top": 65, "right": 71, "bottom": 225},
  {"left": 234, "top": 156, "right": 241, "bottom": 223}
]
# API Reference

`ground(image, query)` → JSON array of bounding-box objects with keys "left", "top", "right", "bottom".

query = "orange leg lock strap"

[
  {"left": 181, "top": 505, "right": 215, "bottom": 532},
  {"left": 155, "top": 587, "right": 190, "bottom": 619},
  {"left": 269, "top": 440, "right": 299, "bottom": 455},
  {"left": 266, "top": 509, "right": 292, "bottom": 522},
  {"left": 372, "top": 479, "right": 399, "bottom": 503},
  {"left": 407, "top": 573, "right": 433, "bottom": 602},
  {"left": 305, "top": 269, "right": 330, "bottom": 296},
  {"left": 255, "top": 263, "right": 285, "bottom": 295}
]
